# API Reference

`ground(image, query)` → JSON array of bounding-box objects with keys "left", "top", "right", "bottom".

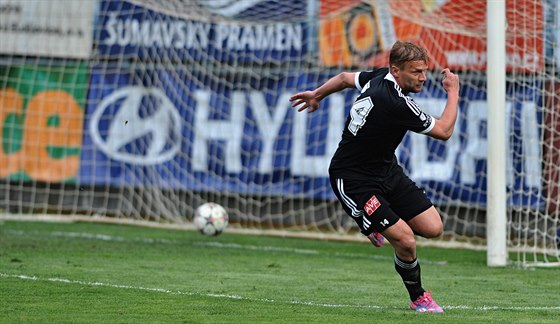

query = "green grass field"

[{"left": 1, "top": 220, "right": 559, "bottom": 323}]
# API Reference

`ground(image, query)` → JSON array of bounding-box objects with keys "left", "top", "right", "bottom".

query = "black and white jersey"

[{"left": 329, "top": 67, "right": 435, "bottom": 179}]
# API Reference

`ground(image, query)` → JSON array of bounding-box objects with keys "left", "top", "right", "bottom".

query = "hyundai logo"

[{"left": 90, "top": 86, "right": 182, "bottom": 165}]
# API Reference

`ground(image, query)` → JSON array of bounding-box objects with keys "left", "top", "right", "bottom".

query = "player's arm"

[
  {"left": 427, "top": 68, "right": 460, "bottom": 141},
  {"left": 289, "top": 72, "right": 356, "bottom": 113}
]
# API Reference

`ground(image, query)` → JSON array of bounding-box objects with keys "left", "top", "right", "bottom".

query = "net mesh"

[{"left": 0, "top": 0, "right": 559, "bottom": 266}]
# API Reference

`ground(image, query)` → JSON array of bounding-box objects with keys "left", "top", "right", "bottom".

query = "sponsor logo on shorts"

[{"left": 364, "top": 195, "right": 381, "bottom": 215}]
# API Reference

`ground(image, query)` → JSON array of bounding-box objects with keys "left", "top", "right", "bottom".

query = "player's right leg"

[
  {"left": 381, "top": 219, "right": 416, "bottom": 260},
  {"left": 381, "top": 220, "right": 443, "bottom": 313},
  {"left": 329, "top": 176, "right": 442, "bottom": 312},
  {"left": 409, "top": 291, "right": 444, "bottom": 313}
]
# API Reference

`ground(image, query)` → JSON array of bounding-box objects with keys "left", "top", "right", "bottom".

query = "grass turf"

[{"left": 1, "top": 220, "right": 559, "bottom": 323}]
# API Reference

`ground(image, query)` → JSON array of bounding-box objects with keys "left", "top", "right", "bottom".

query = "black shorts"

[{"left": 329, "top": 165, "right": 433, "bottom": 235}]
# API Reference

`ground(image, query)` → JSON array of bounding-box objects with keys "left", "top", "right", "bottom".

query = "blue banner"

[
  {"left": 196, "top": 0, "right": 308, "bottom": 21},
  {"left": 81, "top": 66, "right": 544, "bottom": 209},
  {"left": 81, "top": 65, "right": 349, "bottom": 198},
  {"left": 95, "top": 0, "right": 309, "bottom": 63}
]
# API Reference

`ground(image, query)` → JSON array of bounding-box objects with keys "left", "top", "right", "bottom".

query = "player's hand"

[
  {"left": 441, "top": 68, "right": 459, "bottom": 96},
  {"left": 290, "top": 91, "right": 320, "bottom": 113}
]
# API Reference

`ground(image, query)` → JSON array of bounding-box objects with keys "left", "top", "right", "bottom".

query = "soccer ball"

[{"left": 193, "top": 202, "right": 229, "bottom": 236}]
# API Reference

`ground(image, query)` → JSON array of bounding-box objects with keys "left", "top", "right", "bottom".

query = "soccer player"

[{"left": 289, "top": 41, "right": 459, "bottom": 313}]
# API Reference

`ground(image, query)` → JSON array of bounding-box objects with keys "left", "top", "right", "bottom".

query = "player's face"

[{"left": 394, "top": 60, "right": 428, "bottom": 94}]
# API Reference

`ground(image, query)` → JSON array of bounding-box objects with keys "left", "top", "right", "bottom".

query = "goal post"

[
  {"left": 486, "top": 0, "right": 508, "bottom": 267},
  {"left": 0, "top": 0, "right": 559, "bottom": 267}
]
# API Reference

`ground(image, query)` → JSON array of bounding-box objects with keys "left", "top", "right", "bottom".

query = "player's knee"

[
  {"left": 424, "top": 222, "right": 443, "bottom": 238},
  {"left": 393, "top": 232, "right": 417, "bottom": 254}
]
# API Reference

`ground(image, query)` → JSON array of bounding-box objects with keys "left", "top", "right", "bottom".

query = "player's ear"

[{"left": 390, "top": 65, "right": 400, "bottom": 78}]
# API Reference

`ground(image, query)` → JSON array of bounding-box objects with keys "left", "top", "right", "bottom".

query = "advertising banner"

[
  {"left": 95, "top": 0, "right": 309, "bottom": 63},
  {"left": 319, "top": 0, "right": 395, "bottom": 67},
  {"left": 319, "top": 0, "right": 544, "bottom": 72},
  {"left": 547, "top": 0, "right": 560, "bottom": 66},
  {"left": 544, "top": 82, "right": 560, "bottom": 214},
  {"left": 81, "top": 66, "right": 543, "bottom": 208},
  {"left": 194, "top": 0, "right": 308, "bottom": 21},
  {"left": 0, "top": 0, "right": 95, "bottom": 58},
  {"left": 0, "top": 64, "right": 88, "bottom": 182},
  {"left": 80, "top": 66, "right": 345, "bottom": 198}
]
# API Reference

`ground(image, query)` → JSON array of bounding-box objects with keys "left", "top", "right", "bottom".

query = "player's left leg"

[
  {"left": 386, "top": 171, "right": 444, "bottom": 312},
  {"left": 393, "top": 206, "right": 444, "bottom": 312},
  {"left": 406, "top": 206, "right": 443, "bottom": 239},
  {"left": 383, "top": 216, "right": 444, "bottom": 313},
  {"left": 381, "top": 221, "right": 425, "bottom": 304}
]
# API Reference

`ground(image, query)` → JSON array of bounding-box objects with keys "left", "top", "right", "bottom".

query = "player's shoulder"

[
  {"left": 356, "top": 67, "right": 390, "bottom": 92},
  {"left": 358, "top": 67, "right": 389, "bottom": 81}
]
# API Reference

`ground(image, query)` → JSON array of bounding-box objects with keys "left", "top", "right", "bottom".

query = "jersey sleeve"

[
  {"left": 355, "top": 71, "right": 375, "bottom": 90},
  {"left": 394, "top": 97, "right": 436, "bottom": 134},
  {"left": 355, "top": 68, "right": 388, "bottom": 91}
]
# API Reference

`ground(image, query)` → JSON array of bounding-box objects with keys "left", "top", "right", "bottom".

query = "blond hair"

[{"left": 389, "top": 41, "right": 429, "bottom": 68}]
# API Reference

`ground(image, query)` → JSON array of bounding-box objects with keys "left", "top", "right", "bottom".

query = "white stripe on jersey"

[
  {"left": 354, "top": 72, "right": 362, "bottom": 91},
  {"left": 384, "top": 72, "right": 422, "bottom": 116},
  {"left": 420, "top": 118, "right": 436, "bottom": 134},
  {"left": 404, "top": 96, "right": 421, "bottom": 115},
  {"left": 362, "top": 217, "right": 371, "bottom": 231},
  {"left": 336, "top": 178, "right": 362, "bottom": 218}
]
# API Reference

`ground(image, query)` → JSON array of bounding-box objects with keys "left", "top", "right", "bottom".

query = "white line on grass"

[
  {"left": 1, "top": 272, "right": 559, "bottom": 312},
  {"left": 3, "top": 229, "right": 447, "bottom": 265}
]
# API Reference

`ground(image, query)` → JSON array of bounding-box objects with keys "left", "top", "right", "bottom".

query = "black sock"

[{"left": 394, "top": 255, "right": 425, "bottom": 301}]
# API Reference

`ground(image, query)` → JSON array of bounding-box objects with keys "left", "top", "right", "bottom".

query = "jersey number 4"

[{"left": 348, "top": 97, "right": 373, "bottom": 135}]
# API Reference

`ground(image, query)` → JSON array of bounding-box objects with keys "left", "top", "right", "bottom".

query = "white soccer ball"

[{"left": 193, "top": 202, "right": 229, "bottom": 236}]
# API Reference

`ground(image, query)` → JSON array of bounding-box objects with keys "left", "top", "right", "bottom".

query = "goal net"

[{"left": 0, "top": 0, "right": 558, "bottom": 266}]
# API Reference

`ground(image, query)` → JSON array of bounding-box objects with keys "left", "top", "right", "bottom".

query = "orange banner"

[
  {"left": 319, "top": 0, "right": 544, "bottom": 72},
  {"left": 0, "top": 64, "right": 87, "bottom": 182}
]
